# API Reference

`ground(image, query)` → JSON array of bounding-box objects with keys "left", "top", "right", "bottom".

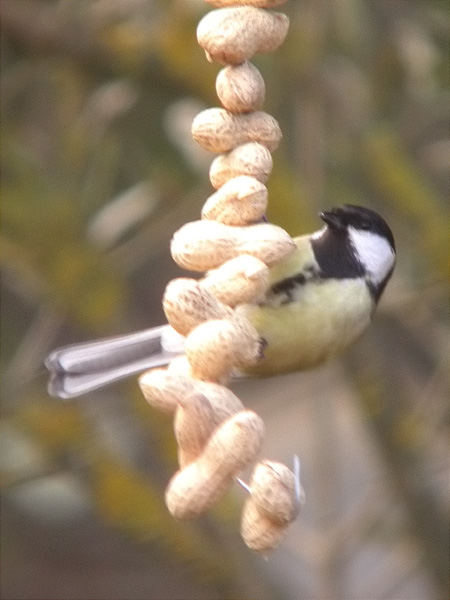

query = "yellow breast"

[{"left": 238, "top": 275, "right": 373, "bottom": 377}]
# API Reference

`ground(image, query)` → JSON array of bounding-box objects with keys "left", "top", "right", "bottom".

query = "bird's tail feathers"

[{"left": 45, "top": 325, "right": 184, "bottom": 399}]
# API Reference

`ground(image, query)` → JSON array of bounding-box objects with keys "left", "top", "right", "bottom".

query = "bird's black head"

[
  {"left": 314, "top": 205, "right": 396, "bottom": 301},
  {"left": 320, "top": 205, "right": 395, "bottom": 252}
]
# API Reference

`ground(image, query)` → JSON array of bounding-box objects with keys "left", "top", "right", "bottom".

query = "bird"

[{"left": 45, "top": 205, "right": 396, "bottom": 399}]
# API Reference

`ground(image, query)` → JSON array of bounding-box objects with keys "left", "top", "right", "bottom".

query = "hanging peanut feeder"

[{"left": 139, "top": 0, "right": 301, "bottom": 553}]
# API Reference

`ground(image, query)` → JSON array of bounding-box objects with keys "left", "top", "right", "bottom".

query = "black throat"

[
  {"left": 311, "top": 227, "right": 364, "bottom": 279},
  {"left": 264, "top": 228, "right": 366, "bottom": 306}
]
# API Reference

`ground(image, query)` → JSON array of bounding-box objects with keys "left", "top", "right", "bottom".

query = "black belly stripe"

[
  {"left": 269, "top": 271, "right": 307, "bottom": 296},
  {"left": 264, "top": 265, "right": 319, "bottom": 305}
]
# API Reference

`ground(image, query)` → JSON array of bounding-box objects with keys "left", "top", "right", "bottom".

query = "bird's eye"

[{"left": 360, "top": 221, "right": 371, "bottom": 231}]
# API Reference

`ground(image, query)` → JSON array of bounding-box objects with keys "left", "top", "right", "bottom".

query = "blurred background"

[{"left": 1, "top": 1, "right": 449, "bottom": 599}]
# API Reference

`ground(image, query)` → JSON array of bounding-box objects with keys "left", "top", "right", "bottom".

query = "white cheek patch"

[{"left": 348, "top": 228, "right": 395, "bottom": 284}]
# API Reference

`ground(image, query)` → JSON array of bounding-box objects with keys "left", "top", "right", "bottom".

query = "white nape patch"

[
  {"left": 311, "top": 225, "right": 327, "bottom": 241},
  {"left": 348, "top": 227, "right": 395, "bottom": 284}
]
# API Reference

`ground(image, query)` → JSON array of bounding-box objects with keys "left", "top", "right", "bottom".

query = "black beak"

[{"left": 320, "top": 210, "right": 345, "bottom": 230}]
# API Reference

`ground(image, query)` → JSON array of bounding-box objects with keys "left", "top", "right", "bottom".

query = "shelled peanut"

[
  {"left": 209, "top": 142, "right": 273, "bottom": 188},
  {"left": 162, "top": 278, "right": 234, "bottom": 336},
  {"left": 166, "top": 411, "right": 265, "bottom": 519},
  {"left": 241, "top": 461, "right": 300, "bottom": 553},
  {"left": 140, "top": 368, "right": 243, "bottom": 419},
  {"left": 171, "top": 220, "right": 295, "bottom": 271},
  {"left": 204, "top": 1, "right": 287, "bottom": 8},
  {"left": 192, "top": 108, "right": 282, "bottom": 153},
  {"left": 197, "top": 6, "right": 289, "bottom": 64},
  {"left": 216, "top": 62, "right": 265, "bottom": 113},
  {"left": 200, "top": 254, "right": 269, "bottom": 306}
]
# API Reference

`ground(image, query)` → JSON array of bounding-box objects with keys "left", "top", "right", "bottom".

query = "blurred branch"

[
  {"left": 2, "top": 307, "right": 64, "bottom": 406},
  {"left": 345, "top": 313, "right": 449, "bottom": 596},
  {"left": 2, "top": 1, "right": 115, "bottom": 74}
]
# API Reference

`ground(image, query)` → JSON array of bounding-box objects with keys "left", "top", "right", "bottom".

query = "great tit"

[{"left": 46, "top": 205, "right": 396, "bottom": 398}]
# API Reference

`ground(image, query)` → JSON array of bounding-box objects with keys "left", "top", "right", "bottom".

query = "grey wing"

[{"left": 45, "top": 325, "right": 184, "bottom": 399}]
